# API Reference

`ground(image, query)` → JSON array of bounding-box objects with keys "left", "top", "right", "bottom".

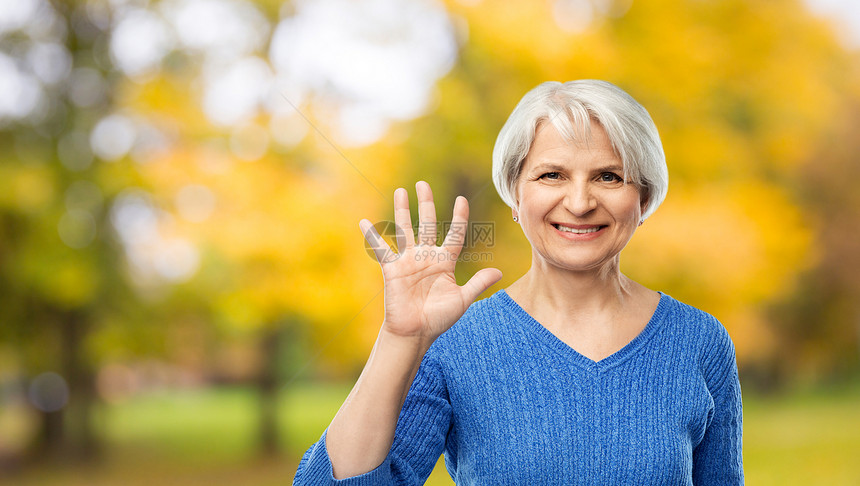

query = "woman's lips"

[{"left": 551, "top": 223, "right": 607, "bottom": 239}]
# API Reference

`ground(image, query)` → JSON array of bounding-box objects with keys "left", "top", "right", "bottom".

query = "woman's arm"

[
  {"left": 692, "top": 328, "right": 744, "bottom": 485},
  {"left": 320, "top": 182, "right": 502, "bottom": 480},
  {"left": 325, "top": 329, "right": 430, "bottom": 479}
]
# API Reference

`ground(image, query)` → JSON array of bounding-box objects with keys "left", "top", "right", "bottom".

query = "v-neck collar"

[{"left": 496, "top": 289, "right": 670, "bottom": 372}]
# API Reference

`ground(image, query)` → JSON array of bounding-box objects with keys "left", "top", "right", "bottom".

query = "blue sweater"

[{"left": 294, "top": 290, "right": 743, "bottom": 485}]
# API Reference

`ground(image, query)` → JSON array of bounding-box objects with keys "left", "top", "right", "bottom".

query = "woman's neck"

[{"left": 506, "top": 256, "right": 641, "bottom": 325}]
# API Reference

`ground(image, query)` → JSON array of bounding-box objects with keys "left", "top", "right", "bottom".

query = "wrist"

[{"left": 378, "top": 324, "right": 432, "bottom": 357}]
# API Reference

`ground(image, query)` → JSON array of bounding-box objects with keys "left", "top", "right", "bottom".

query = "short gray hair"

[{"left": 491, "top": 80, "right": 668, "bottom": 220}]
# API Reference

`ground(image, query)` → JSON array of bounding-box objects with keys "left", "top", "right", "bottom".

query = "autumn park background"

[{"left": 1, "top": 0, "right": 859, "bottom": 484}]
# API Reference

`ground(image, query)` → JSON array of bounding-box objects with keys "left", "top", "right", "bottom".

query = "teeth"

[{"left": 555, "top": 224, "right": 601, "bottom": 234}]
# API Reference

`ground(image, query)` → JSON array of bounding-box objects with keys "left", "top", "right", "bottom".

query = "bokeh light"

[
  {"left": 57, "top": 130, "right": 95, "bottom": 171},
  {"left": 0, "top": 53, "right": 43, "bottom": 122},
  {"left": 202, "top": 56, "right": 272, "bottom": 126},
  {"left": 109, "top": 7, "right": 173, "bottom": 79},
  {"left": 28, "top": 372, "right": 69, "bottom": 413},
  {"left": 165, "top": 0, "right": 269, "bottom": 60},
  {"left": 58, "top": 209, "right": 97, "bottom": 249},
  {"left": 68, "top": 67, "right": 107, "bottom": 108},
  {"left": 269, "top": 0, "right": 458, "bottom": 145},
  {"left": 65, "top": 180, "right": 104, "bottom": 213},
  {"left": 175, "top": 184, "right": 216, "bottom": 223},
  {"left": 26, "top": 42, "right": 72, "bottom": 85},
  {"left": 90, "top": 113, "right": 137, "bottom": 161},
  {"left": 0, "top": 0, "right": 43, "bottom": 37},
  {"left": 806, "top": 0, "right": 860, "bottom": 47}
]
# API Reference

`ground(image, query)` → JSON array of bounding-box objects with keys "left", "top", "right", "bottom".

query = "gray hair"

[{"left": 491, "top": 80, "right": 668, "bottom": 220}]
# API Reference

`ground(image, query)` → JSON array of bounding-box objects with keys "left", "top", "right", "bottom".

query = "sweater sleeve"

[
  {"left": 293, "top": 348, "right": 453, "bottom": 485},
  {"left": 692, "top": 324, "right": 744, "bottom": 485}
]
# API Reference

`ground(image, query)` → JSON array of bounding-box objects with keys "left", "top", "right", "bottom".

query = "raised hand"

[{"left": 360, "top": 181, "right": 502, "bottom": 348}]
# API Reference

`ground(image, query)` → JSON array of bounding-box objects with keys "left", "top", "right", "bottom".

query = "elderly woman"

[{"left": 293, "top": 80, "right": 743, "bottom": 485}]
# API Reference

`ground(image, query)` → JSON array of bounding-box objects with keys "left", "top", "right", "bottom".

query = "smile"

[{"left": 552, "top": 224, "right": 606, "bottom": 234}]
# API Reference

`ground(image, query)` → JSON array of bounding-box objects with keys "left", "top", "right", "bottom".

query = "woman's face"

[{"left": 514, "top": 120, "right": 646, "bottom": 273}]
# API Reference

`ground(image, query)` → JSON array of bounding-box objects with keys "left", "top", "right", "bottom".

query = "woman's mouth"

[{"left": 551, "top": 223, "right": 606, "bottom": 234}]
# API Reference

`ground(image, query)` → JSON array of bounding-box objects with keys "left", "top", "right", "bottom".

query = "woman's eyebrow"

[
  {"left": 596, "top": 165, "right": 624, "bottom": 172},
  {"left": 529, "top": 163, "right": 624, "bottom": 173},
  {"left": 529, "top": 162, "right": 567, "bottom": 172}
]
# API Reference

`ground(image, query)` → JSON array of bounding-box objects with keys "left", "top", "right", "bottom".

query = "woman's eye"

[
  {"left": 539, "top": 172, "right": 561, "bottom": 180},
  {"left": 599, "top": 172, "right": 622, "bottom": 183}
]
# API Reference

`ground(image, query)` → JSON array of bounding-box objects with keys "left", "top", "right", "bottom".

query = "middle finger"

[
  {"left": 415, "top": 181, "right": 437, "bottom": 246},
  {"left": 393, "top": 187, "right": 415, "bottom": 250}
]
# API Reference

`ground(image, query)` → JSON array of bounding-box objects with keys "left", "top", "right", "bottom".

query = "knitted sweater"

[{"left": 294, "top": 290, "right": 743, "bottom": 485}]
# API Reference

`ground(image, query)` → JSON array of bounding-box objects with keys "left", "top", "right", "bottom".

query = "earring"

[
  {"left": 513, "top": 216, "right": 519, "bottom": 222},
  {"left": 638, "top": 220, "right": 644, "bottom": 226}
]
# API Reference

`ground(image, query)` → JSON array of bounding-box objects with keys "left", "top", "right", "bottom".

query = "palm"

[
  {"left": 382, "top": 246, "right": 469, "bottom": 338},
  {"left": 361, "top": 182, "right": 502, "bottom": 344}
]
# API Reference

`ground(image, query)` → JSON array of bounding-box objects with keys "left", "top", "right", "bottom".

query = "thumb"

[{"left": 461, "top": 268, "right": 503, "bottom": 304}]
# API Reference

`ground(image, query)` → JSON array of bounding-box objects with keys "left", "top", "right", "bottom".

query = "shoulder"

[
  {"left": 660, "top": 293, "right": 733, "bottom": 347},
  {"left": 446, "top": 289, "right": 512, "bottom": 335},
  {"left": 660, "top": 293, "right": 738, "bottom": 386},
  {"left": 425, "top": 290, "right": 512, "bottom": 359}
]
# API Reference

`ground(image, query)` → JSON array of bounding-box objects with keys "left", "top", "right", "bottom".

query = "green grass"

[
  {"left": 4, "top": 381, "right": 859, "bottom": 485},
  {"left": 743, "top": 382, "right": 860, "bottom": 485},
  {"left": 280, "top": 383, "right": 454, "bottom": 485}
]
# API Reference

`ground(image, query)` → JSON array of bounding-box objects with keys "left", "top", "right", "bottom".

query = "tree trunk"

[
  {"left": 32, "top": 405, "right": 65, "bottom": 459},
  {"left": 257, "top": 326, "right": 283, "bottom": 455},
  {"left": 32, "top": 308, "right": 100, "bottom": 461}
]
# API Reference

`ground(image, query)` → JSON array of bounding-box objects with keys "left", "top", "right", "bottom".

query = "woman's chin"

[{"left": 533, "top": 251, "right": 620, "bottom": 274}]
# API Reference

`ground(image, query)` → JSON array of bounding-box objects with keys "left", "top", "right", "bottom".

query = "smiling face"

[{"left": 514, "top": 119, "right": 646, "bottom": 274}]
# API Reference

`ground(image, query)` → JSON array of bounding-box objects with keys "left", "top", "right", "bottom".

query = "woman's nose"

[{"left": 563, "top": 182, "right": 597, "bottom": 216}]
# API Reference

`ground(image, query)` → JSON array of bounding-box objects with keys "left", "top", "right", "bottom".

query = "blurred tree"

[
  {"left": 767, "top": 91, "right": 860, "bottom": 385},
  {"left": 0, "top": 0, "right": 151, "bottom": 460},
  {"left": 132, "top": 139, "right": 389, "bottom": 453},
  {"left": 79, "top": 0, "right": 437, "bottom": 454},
  {"left": 2, "top": 0, "right": 425, "bottom": 458}
]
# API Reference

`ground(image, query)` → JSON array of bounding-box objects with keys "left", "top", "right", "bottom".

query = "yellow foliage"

[
  {"left": 623, "top": 180, "right": 814, "bottom": 360},
  {"left": 44, "top": 257, "right": 101, "bottom": 308},
  {"left": 119, "top": 74, "right": 213, "bottom": 133},
  {"left": 0, "top": 165, "right": 55, "bottom": 214},
  {"left": 131, "top": 120, "right": 405, "bottom": 368}
]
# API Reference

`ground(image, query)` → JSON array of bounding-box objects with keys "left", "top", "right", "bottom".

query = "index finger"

[{"left": 393, "top": 187, "right": 415, "bottom": 250}]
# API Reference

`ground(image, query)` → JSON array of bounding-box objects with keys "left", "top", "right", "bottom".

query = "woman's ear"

[{"left": 639, "top": 186, "right": 650, "bottom": 216}]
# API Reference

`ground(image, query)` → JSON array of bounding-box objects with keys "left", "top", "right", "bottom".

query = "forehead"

[{"left": 524, "top": 119, "right": 620, "bottom": 169}]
